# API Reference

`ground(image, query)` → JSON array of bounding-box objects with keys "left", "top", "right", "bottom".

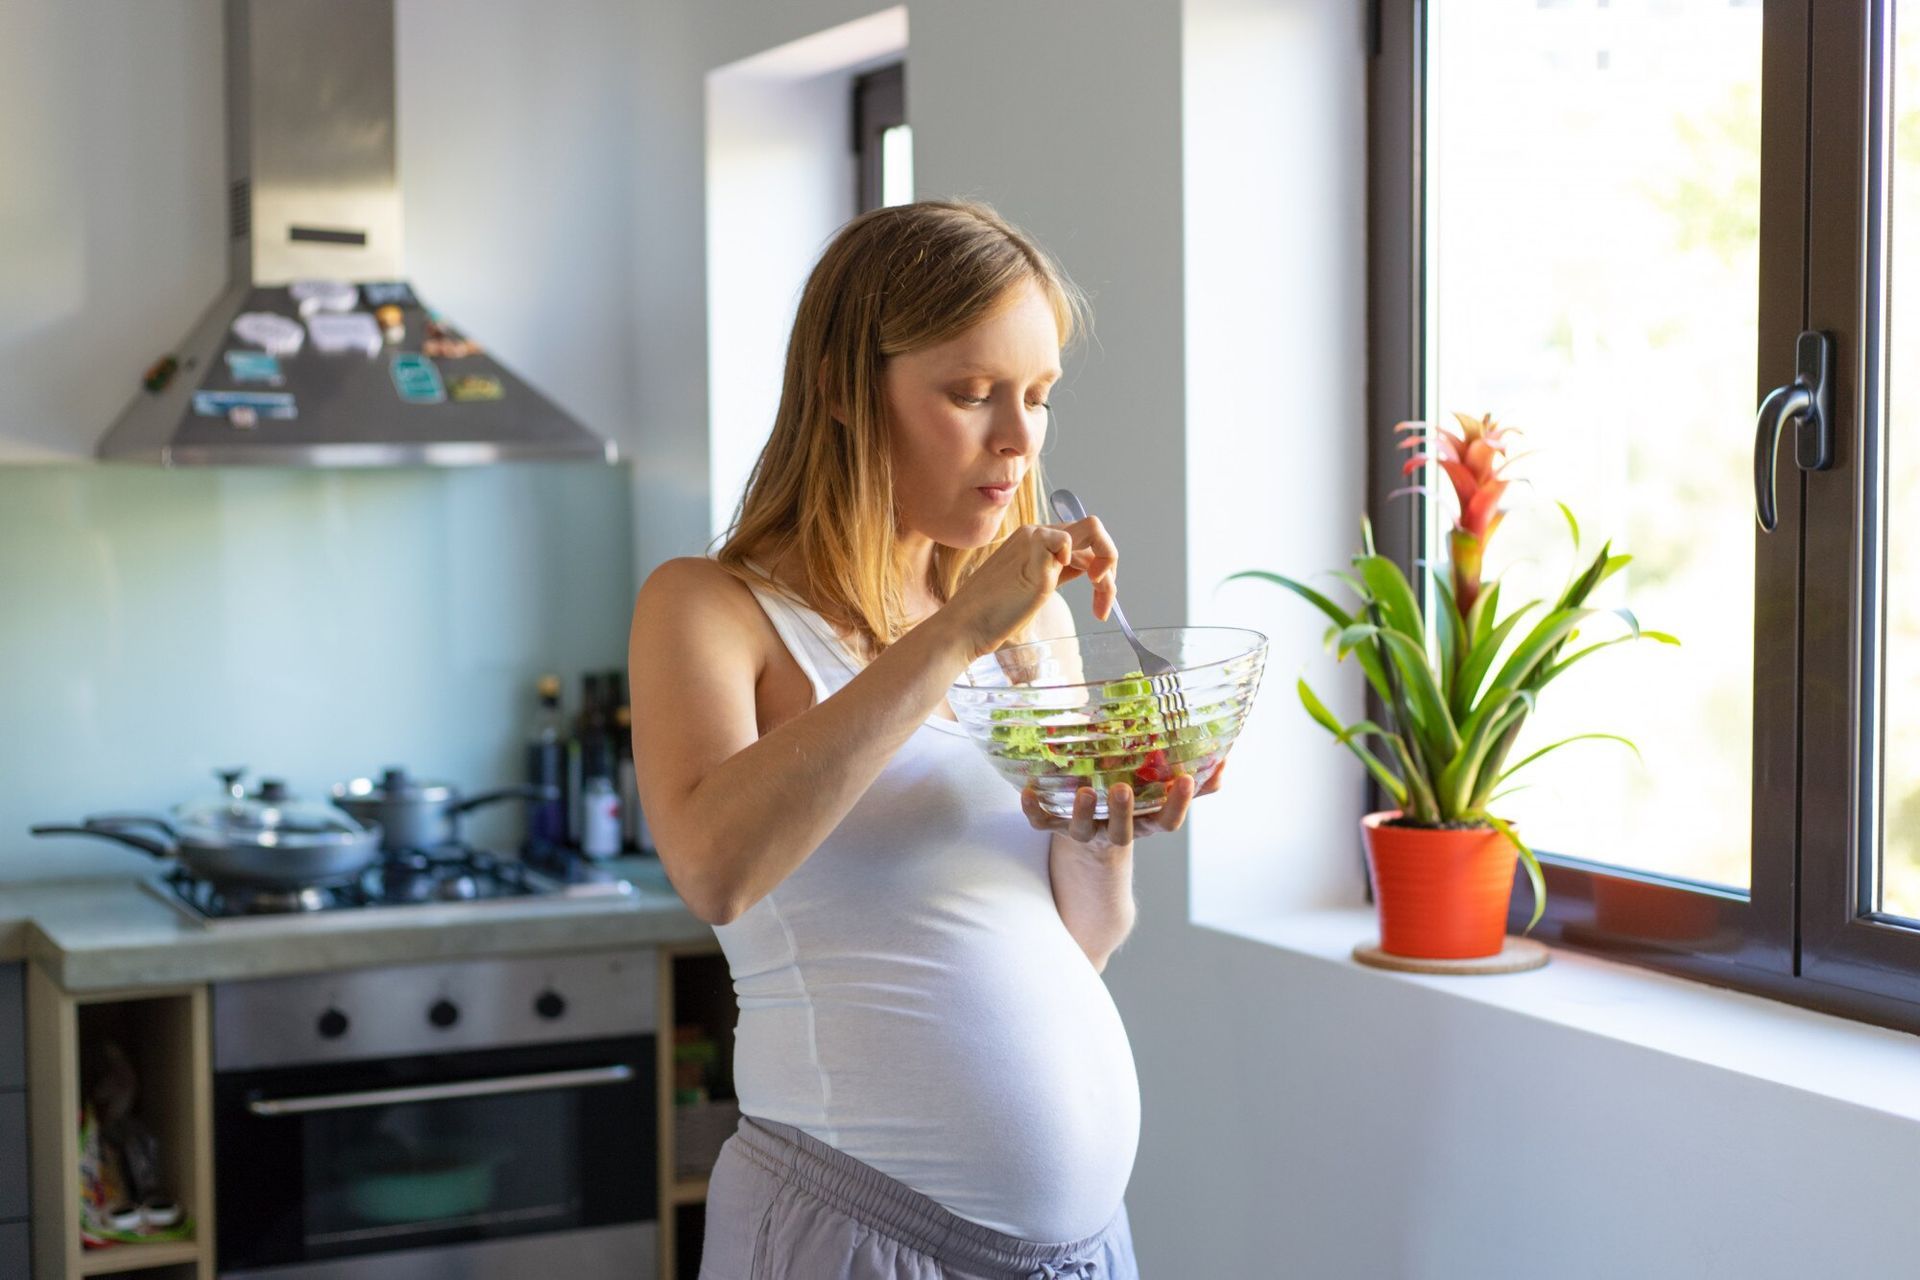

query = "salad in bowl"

[{"left": 949, "top": 626, "right": 1267, "bottom": 820}]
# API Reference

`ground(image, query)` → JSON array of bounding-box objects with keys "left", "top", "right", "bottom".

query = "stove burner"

[
  {"left": 226, "top": 885, "right": 331, "bottom": 914},
  {"left": 160, "top": 842, "right": 562, "bottom": 920}
]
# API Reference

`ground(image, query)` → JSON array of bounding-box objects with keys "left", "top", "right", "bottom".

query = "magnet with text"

[
  {"left": 194, "top": 389, "right": 296, "bottom": 420},
  {"left": 359, "top": 280, "right": 418, "bottom": 309},
  {"left": 390, "top": 352, "right": 446, "bottom": 404},
  {"left": 448, "top": 373, "right": 504, "bottom": 402},
  {"left": 224, "top": 350, "right": 284, "bottom": 384}
]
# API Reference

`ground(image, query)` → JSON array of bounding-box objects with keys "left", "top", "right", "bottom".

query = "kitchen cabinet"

[
  {"left": 656, "top": 944, "right": 738, "bottom": 1280},
  {"left": 0, "top": 1219, "right": 28, "bottom": 1276},
  {"left": 2, "top": 961, "right": 23, "bottom": 1090},
  {"left": 2, "top": 961, "right": 29, "bottom": 1269},
  {"left": 27, "top": 970, "right": 213, "bottom": 1279}
]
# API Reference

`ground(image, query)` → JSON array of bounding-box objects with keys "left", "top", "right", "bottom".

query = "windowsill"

[{"left": 1198, "top": 906, "right": 1920, "bottom": 1124}]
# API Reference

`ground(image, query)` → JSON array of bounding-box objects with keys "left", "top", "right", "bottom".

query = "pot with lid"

[
  {"left": 32, "top": 768, "right": 385, "bottom": 892},
  {"left": 330, "top": 767, "right": 555, "bottom": 852}
]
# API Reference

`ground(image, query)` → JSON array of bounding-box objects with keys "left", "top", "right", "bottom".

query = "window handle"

[{"left": 1754, "top": 330, "right": 1834, "bottom": 532}]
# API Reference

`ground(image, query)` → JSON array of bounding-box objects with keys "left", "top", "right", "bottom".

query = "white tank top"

[{"left": 713, "top": 570, "right": 1141, "bottom": 1241}]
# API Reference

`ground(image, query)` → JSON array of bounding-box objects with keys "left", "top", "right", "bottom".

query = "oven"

[{"left": 211, "top": 950, "right": 656, "bottom": 1278}]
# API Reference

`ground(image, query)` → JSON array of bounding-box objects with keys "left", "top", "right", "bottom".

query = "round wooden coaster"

[{"left": 1351, "top": 937, "right": 1550, "bottom": 975}]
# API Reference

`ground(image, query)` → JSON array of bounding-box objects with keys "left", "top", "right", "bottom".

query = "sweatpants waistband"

[{"left": 728, "top": 1115, "right": 1125, "bottom": 1275}]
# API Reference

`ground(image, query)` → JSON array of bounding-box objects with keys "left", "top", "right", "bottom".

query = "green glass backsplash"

[{"left": 0, "top": 463, "right": 634, "bottom": 882}]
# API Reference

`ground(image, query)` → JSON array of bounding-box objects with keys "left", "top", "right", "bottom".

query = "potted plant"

[{"left": 1231, "top": 413, "right": 1677, "bottom": 961}]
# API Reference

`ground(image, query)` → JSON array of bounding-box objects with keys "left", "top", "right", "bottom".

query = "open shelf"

[
  {"left": 656, "top": 944, "right": 736, "bottom": 1280},
  {"left": 28, "top": 973, "right": 214, "bottom": 1280},
  {"left": 77, "top": 1238, "right": 201, "bottom": 1274}
]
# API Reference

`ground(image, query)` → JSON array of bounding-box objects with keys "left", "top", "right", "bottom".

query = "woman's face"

[{"left": 882, "top": 279, "right": 1062, "bottom": 551}]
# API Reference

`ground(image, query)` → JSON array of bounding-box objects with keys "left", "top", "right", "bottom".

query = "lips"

[{"left": 975, "top": 481, "right": 1017, "bottom": 505}]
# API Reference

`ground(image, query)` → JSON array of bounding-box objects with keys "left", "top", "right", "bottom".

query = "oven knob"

[
  {"left": 428, "top": 998, "right": 460, "bottom": 1029},
  {"left": 317, "top": 1007, "right": 350, "bottom": 1040},
  {"left": 535, "top": 990, "right": 567, "bottom": 1021}
]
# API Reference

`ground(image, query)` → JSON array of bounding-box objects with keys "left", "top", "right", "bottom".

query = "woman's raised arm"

[{"left": 629, "top": 557, "right": 971, "bottom": 924}]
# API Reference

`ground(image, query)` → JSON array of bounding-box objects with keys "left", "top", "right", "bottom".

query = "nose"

[{"left": 988, "top": 398, "right": 1044, "bottom": 457}]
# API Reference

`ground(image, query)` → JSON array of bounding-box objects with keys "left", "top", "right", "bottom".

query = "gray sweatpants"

[{"left": 698, "top": 1116, "right": 1139, "bottom": 1280}]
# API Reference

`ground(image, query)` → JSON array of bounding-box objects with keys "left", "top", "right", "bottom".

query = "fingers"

[
  {"left": 1105, "top": 783, "right": 1134, "bottom": 848},
  {"left": 1022, "top": 784, "right": 1066, "bottom": 832},
  {"left": 1144, "top": 774, "right": 1195, "bottom": 833},
  {"left": 1030, "top": 524, "right": 1074, "bottom": 571},
  {"left": 1042, "top": 515, "right": 1119, "bottom": 611},
  {"left": 1197, "top": 758, "right": 1227, "bottom": 796},
  {"left": 1067, "top": 786, "right": 1100, "bottom": 844}
]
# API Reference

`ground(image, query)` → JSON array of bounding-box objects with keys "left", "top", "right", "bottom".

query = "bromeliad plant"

[{"left": 1232, "top": 413, "right": 1677, "bottom": 929}]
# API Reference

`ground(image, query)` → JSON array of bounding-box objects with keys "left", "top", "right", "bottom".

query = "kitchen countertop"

[{"left": 0, "top": 857, "right": 715, "bottom": 992}]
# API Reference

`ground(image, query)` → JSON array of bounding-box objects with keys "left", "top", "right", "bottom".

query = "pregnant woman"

[{"left": 630, "top": 200, "right": 1223, "bottom": 1280}]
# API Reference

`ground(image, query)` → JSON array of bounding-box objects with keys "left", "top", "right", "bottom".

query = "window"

[
  {"left": 1371, "top": 0, "right": 1920, "bottom": 1031},
  {"left": 853, "top": 63, "right": 911, "bottom": 213}
]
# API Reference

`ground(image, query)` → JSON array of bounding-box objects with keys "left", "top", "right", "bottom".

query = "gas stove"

[{"left": 150, "top": 843, "right": 634, "bottom": 925}]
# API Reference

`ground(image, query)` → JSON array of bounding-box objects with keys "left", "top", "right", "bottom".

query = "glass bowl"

[{"left": 950, "top": 626, "right": 1267, "bottom": 820}]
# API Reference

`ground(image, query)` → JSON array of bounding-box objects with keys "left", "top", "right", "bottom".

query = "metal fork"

[{"left": 1048, "top": 487, "right": 1189, "bottom": 727}]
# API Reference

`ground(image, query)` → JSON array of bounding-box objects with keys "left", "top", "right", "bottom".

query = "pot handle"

[
  {"left": 80, "top": 812, "right": 180, "bottom": 839},
  {"left": 451, "top": 784, "right": 558, "bottom": 816},
  {"left": 30, "top": 823, "right": 174, "bottom": 861}
]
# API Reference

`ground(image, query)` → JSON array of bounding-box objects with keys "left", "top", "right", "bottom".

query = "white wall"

[
  {"left": 0, "top": 0, "right": 645, "bottom": 470},
  {"left": 398, "top": 0, "right": 642, "bottom": 450},
  {"left": 1184, "top": 0, "right": 1373, "bottom": 920},
  {"left": 705, "top": 8, "right": 906, "bottom": 544},
  {"left": 634, "top": 1, "right": 1920, "bottom": 1276},
  {"left": 0, "top": 0, "right": 226, "bottom": 461}
]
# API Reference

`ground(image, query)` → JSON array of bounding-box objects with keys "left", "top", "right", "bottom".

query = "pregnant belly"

[{"left": 734, "top": 931, "right": 1141, "bottom": 1242}]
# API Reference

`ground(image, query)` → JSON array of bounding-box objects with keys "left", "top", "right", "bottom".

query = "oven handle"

[{"left": 245, "top": 1063, "right": 636, "bottom": 1116}]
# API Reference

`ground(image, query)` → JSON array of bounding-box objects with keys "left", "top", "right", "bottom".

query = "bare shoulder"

[
  {"left": 637, "top": 556, "right": 759, "bottom": 621},
  {"left": 632, "top": 557, "right": 769, "bottom": 667}
]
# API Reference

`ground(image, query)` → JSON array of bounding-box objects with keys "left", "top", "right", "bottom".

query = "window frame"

[
  {"left": 852, "top": 62, "right": 906, "bottom": 215},
  {"left": 1367, "top": 0, "right": 1920, "bottom": 1034},
  {"left": 1799, "top": 0, "right": 1920, "bottom": 1000}
]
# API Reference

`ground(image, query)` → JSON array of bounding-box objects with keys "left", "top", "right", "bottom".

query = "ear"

[
  {"left": 817, "top": 357, "right": 848, "bottom": 426},
  {"left": 814, "top": 355, "right": 860, "bottom": 429}
]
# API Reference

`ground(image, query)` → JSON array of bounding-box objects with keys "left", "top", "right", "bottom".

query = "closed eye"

[{"left": 948, "top": 391, "right": 1053, "bottom": 410}]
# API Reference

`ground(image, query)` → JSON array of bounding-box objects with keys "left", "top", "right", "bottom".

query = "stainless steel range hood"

[{"left": 100, "top": 0, "right": 617, "bottom": 467}]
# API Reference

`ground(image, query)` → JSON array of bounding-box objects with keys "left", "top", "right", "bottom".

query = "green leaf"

[
  {"left": 1465, "top": 578, "right": 1503, "bottom": 649},
  {"left": 1556, "top": 501, "right": 1580, "bottom": 552},
  {"left": 1333, "top": 570, "right": 1370, "bottom": 600},
  {"left": 1531, "top": 612, "right": 1673, "bottom": 688},
  {"left": 1341, "top": 623, "right": 1461, "bottom": 767},
  {"left": 1451, "top": 601, "right": 1540, "bottom": 720},
  {"left": 1434, "top": 577, "right": 1467, "bottom": 698},
  {"left": 1384, "top": 731, "right": 1439, "bottom": 822},
  {"left": 1485, "top": 606, "right": 1597, "bottom": 702},
  {"left": 1536, "top": 633, "right": 1633, "bottom": 685},
  {"left": 1440, "top": 687, "right": 1535, "bottom": 815},
  {"left": 1223, "top": 570, "right": 1354, "bottom": 631},
  {"left": 1482, "top": 811, "right": 1547, "bottom": 933},
  {"left": 1557, "top": 542, "right": 1621, "bottom": 611},
  {"left": 1354, "top": 555, "right": 1426, "bottom": 649},
  {"left": 1297, "top": 678, "right": 1407, "bottom": 806},
  {"left": 1496, "top": 732, "right": 1642, "bottom": 785},
  {"left": 1471, "top": 711, "right": 1533, "bottom": 807}
]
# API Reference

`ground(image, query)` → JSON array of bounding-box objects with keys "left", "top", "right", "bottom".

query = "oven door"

[{"left": 215, "top": 1035, "right": 654, "bottom": 1274}]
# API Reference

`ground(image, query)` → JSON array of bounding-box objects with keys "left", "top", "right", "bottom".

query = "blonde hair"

[{"left": 713, "top": 200, "right": 1089, "bottom": 658}]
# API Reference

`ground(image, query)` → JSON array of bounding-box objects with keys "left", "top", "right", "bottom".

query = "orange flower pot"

[{"left": 1361, "top": 810, "right": 1518, "bottom": 959}]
